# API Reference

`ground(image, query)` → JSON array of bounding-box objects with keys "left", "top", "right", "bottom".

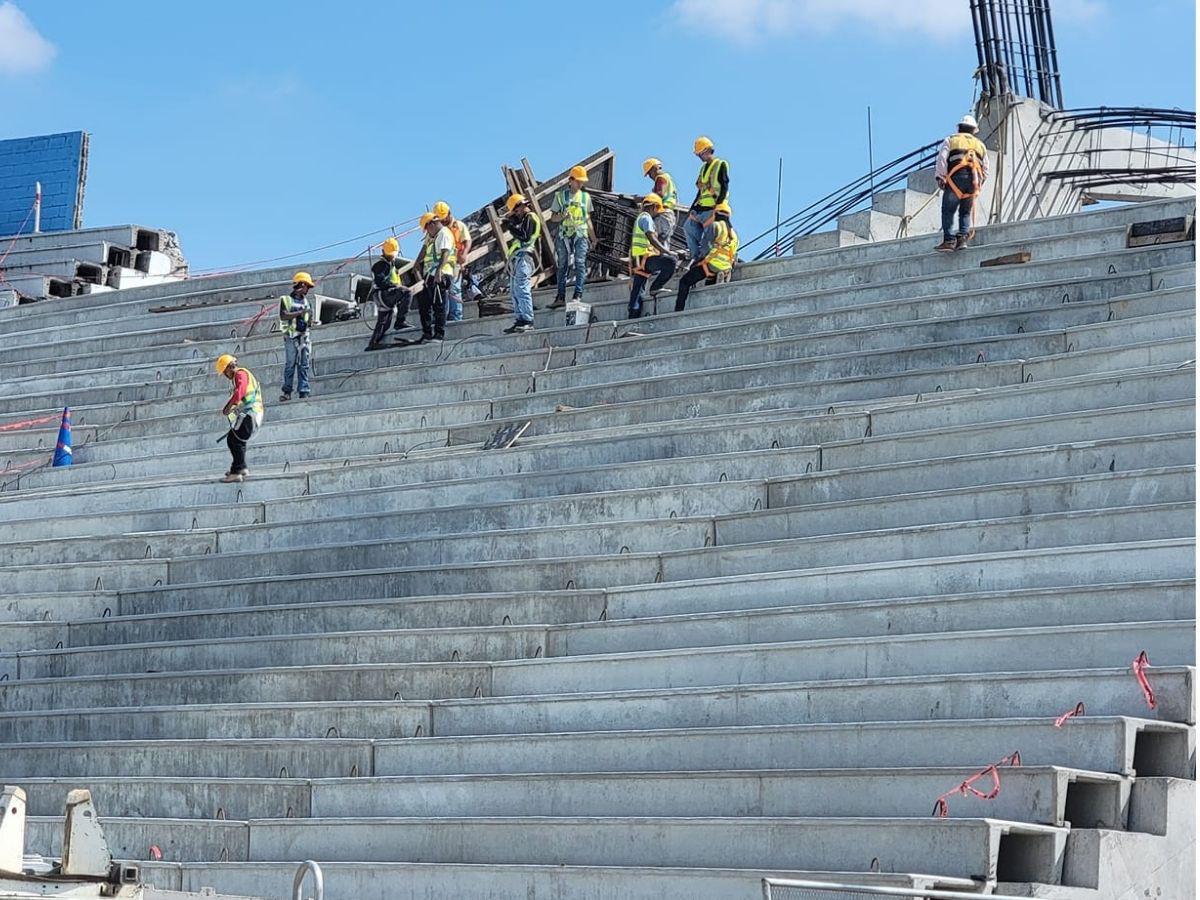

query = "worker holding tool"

[
  {"left": 502, "top": 193, "right": 541, "bottom": 333},
  {"left": 643, "top": 158, "right": 678, "bottom": 247},
  {"left": 674, "top": 200, "right": 737, "bottom": 312},
  {"left": 365, "top": 238, "right": 413, "bottom": 351},
  {"left": 684, "top": 136, "right": 729, "bottom": 261},
  {"left": 628, "top": 193, "right": 678, "bottom": 319},
  {"left": 408, "top": 211, "right": 457, "bottom": 344},
  {"left": 435, "top": 201, "right": 472, "bottom": 322},
  {"left": 934, "top": 113, "right": 989, "bottom": 252},
  {"left": 216, "top": 353, "right": 263, "bottom": 483},
  {"left": 549, "top": 165, "right": 596, "bottom": 308},
  {"left": 278, "top": 271, "right": 314, "bottom": 401}
]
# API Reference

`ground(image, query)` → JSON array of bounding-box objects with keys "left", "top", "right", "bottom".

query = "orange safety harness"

[{"left": 943, "top": 134, "right": 986, "bottom": 200}]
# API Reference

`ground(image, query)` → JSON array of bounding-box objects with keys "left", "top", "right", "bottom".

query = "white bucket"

[{"left": 565, "top": 299, "right": 591, "bottom": 326}]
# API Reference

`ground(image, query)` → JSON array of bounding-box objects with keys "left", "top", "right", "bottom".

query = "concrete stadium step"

[
  {"left": 0, "top": 618, "right": 1187, "bottom": 706},
  {"left": 3, "top": 666, "right": 1189, "bottom": 742},
  {"left": 372, "top": 716, "right": 1195, "bottom": 780}
]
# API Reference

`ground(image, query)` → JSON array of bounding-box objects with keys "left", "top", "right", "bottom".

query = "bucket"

[{"left": 565, "top": 299, "right": 591, "bottom": 326}]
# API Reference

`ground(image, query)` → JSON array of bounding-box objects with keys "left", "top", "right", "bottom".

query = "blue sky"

[{"left": 3, "top": 0, "right": 1195, "bottom": 269}]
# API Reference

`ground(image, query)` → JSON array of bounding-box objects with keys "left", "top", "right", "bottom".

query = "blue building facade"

[{"left": 0, "top": 131, "right": 89, "bottom": 236}]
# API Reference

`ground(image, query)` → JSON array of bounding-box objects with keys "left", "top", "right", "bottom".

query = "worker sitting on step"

[
  {"left": 365, "top": 237, "right": 414, "bottom": 351},
  {"left": 628, "top": 193, "right": 679, "bottom": 319},
  {"left": 674, "top": 201, "right": 737, "bottom": 313},
  {"left": 411, "top": 211, "right": 457, "bottom": 344},
  {"left": 684, "top": 136, "right": 729, "bottom": 262},
  {"left": 934, "top": 113, "right": 989, "bottom": 252},
  {"left": 549, "top": 165, "right": 596, "bottom": 308},
  {"left": 278, "top": 271, "right": 314, "bottom": 401},
  {"left": 643, "top": 158, "right": 679, "bottom": 248},
  {"left": 216, "top": 353, "right": 263, "bottom": 484},
  {"left": 502, "top": 193, "right": 541, "bottom": 334},
  {"left": 435, "top": 201, "right": 472, "bottom": 322}
]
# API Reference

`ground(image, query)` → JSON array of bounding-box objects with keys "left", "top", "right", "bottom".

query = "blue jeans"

[
  {"left": 941, "top": 188, "right": 974, "bottom": 240},
  {"left": 282, "top": 335, "right": 310, "bottom": 396},
  {"left": 684, "top": 211, "right": 709, "bottom": 260},
  {"left": 446, "top": 273, "right": 463, "bottom": 321},
  {"left": 555, "top": 233, "right": 588, "bottom": 298},
  {"left": 510, "top": 252, "right": 535, "bottom": 323}
]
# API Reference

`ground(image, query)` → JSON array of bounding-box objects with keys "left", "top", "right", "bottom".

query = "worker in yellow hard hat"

[
  {"left": 278, "top": 271, "right": 315, "bottom": 400},
  {"left": 675, "top": 200, "right": 738, "bottom": 312},
  {"left": 548, "top": 164, "right": 596, "bottom": 308},
  {"left": 366, "top": 236, "right": 414, "bottom": 351},
  {"left": 685, "top": 136, "right": 730, "bottom": 263},
  {"left": 643, "top": 158, "right": 679, "bottom": 248},
  {"left": 501, "top": 192, "right": 541, "bottom": 333},
  {"left": 435, "top": 201, "right": 473, "bottom": 322},
  {"left": 407, "top": 211, "right": 458, "bottom": 344},
  {"left": 215, "top": 353, "right": 263, "bottom": 483},
  {"left": 627, "top": 193, "right": 680, "bottom": 319}
]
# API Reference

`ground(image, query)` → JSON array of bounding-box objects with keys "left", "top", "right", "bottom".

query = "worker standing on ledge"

[
  {"left": 549, "top": 165, "right": 596, "bottom": 309},
  {"left": 674, "top": 201, "right": 737, "bottom": 312},
  {"left": 278, "top": 271, "right": 314, "bottom": 401},
  {"left": 628, "top": 193, "right": 678, "bottom": 319},
  {"left": 435, "top": 201, "right": 472, "bottom": 322},
  {"left": 216, "top": 353, "right": 263, "bottom": 484},
  {"left": 934, "top": 113, "right": 989, "bottom": 252},
  {"left": 502, "top": 193, "right": 541, "bottom": 333},
  {"left": 365, "top": 237, "right": 414, "bottom": 351},
  {"left": 684, "top": 136, "right": 729, "bottom": 262},
  {"left": 643, "top": 158, "right": 678, "bottom": 248},
  {"left": 410, "top": 211, "right": 457, "bottom": 344}
]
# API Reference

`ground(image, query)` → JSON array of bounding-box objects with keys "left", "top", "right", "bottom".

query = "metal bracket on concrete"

[{"left": 292, "top": 860, "right": 324, "bottom": 900}]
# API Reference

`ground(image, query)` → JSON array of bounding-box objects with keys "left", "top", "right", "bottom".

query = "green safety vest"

[
  {"left": 227, "top": 368, "right": 264, "bottom": 427},
  {"left": 382, "top": 255, "right": 402, "bottom": 287},
  {"left": 704, "top": 220, "right": 739, "bottom": 272},
  {"left": 657, "top": 172, "right": 678, "bottom": 208},
  {"left": 630, "top": 212, "right": 659, "bottom": 270},
  {"left": 506, "top": 213, "right": 542, "bottom": 258},
  {"left": 422, "top": 226, "right": 459, "bottom": 277},
  {"left": 695, "top": 157, "right": 728, "bottom": 209},
  {"left": 556, "top": 188, "right": 591, "bottom": 237},
  {"left": 278, "top": 293, "right": 310, "bottom": 337}
]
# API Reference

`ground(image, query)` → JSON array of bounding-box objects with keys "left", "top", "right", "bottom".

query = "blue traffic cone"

[{"left": 52, "top": 407, "right": 72, "bottom": 467}]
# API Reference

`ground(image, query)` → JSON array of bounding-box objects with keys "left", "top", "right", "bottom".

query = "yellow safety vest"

[
  {"left": 556, "top": 189, "right": 591, "bottom": 237},
  {"left": 506, "top": 213, "right": 542, "bottom": 258},
  {"left": 945, "top": 133, "right": 987, "bottom": 199},
  {"left": 704, "top": 220, "right": 738, "bottom": 273},
  {"left": 422, "top": 226, "right": 459, "bottom": 277},
  {"left": 657, "top": 172, "right": 678, "bottom": 208},
  {"left": 695, "top": 157, "right": 728, "bottom": 209},
  {"left": 381, "top": 254, "right": 402, "bottom": 287},
  {"left": 278, "top": 293, "right": 310, "bottom": 337},
  {"left": 227, "top": 368, "right": 264, "bottom": 427},
  {"left": 630, "top": 212, "right": 659, "bottom": 273}
]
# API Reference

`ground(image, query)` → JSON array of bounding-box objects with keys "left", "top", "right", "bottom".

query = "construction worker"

[
  {"left": 684, "top": 136, "right": 730, "bottom": 261},
  {"left": 435, "top": 201, "right": 472, "bottom": 322},
  {"left": 216, "top": 353, "right": 263, "bottom": 483},
  {"left": 502, "top": 192, "right": 541, "bottom": 333},
  {"left": 628, "top": 193, "right": 678, "bottom": 319},
  {"left": 643, "top": 158, "right": 678, "bottom": 247},
  {"left": 366, "top": 237, "right": 414, "bottom": 351},
  {"left": 549, "top": 165, "right": 596, "bottom": 308},
  {"left": 935, "top": 113, "right": 990, "bottom": 251},
  {"left": 278, "top": 272, "right": 314, "bottom": 401},
  {"left": 412, "top": 211, "right": 457, "bottom": 343},
  {"left": 674, "top": 200, "right": 737, "bottom": 312}
]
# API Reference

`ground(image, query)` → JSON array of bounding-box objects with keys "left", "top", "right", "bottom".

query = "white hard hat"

[{"left": 958, "top": 113, "right": 979, "bottom": 130}]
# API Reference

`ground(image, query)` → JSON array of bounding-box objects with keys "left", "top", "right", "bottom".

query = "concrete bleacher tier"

[{"left": 0, "top": 198, "right": 1194, "bottom": 899}]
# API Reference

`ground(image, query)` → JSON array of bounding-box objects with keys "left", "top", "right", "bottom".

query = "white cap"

[{"left": 959, "top": 113, "right": 979, "bottom": 130}]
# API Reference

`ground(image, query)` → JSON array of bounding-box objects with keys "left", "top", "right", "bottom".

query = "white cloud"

[
  {"left": 669, "top": 0, "right": 1105, "bottom": 45},
  {"left": 0, "top": 2, "right": 55, "bottom": 74}
]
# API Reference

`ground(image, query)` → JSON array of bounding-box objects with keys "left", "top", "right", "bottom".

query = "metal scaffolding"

[{"left": 970, "top": 0, "right": 1065, "bottom": 107}]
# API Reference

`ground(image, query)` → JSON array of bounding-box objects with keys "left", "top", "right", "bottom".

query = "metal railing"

[
  {"left": 292, "top": 860, "right": 324, "bottom": 900},
  {"left": 762, "top": 880, "right": 1034, "bottom": 900}
]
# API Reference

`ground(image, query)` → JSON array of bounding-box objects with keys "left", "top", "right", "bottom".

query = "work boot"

[
  {"left": 572, "top": 292, "right": 583, "bottom": 301},
  {"left": 549, "top": 295, "right": 566, "bottom": 309},
  {"left": 279, "top": 393, "right": 291, "bottom": 402},
  {"left": 298, "top": 392, "right": 310, "bottom": 399},
  {"left": 954, "top": 234, "right": 970, "bottom": 251},
  {"left": 393, "top": 320, "right": 414, "bottom": 332},
  {"left": 364, "top": 343, "right": 386, "bottom": 352},
  {"left": 934, "top": 239, "right": 956, "bottom": 252},
  {"left": 503, "top": 321, "right": 533, "bottom": 334},
  {"left": 220, "top": 472, "right": 244, "bottom": 483}
]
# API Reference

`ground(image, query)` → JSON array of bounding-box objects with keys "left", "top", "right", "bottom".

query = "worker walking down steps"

[
  {"left": 628, "top": 193, "right": 678, "bottom": 319},
  {"left": 278, "top": 271, "right": 315, "bottom": 401},
  {"left": 674, "top": 201, "right": 737, "bottom": 313},
  {"left": 934, "top": 113, "right": 989, "bottom": 251},
  {"left": 216, "top": 354, "right": 263, "bottom": 483},
  {"left": 684, "top": 136, "right": 729, "bottom": 261},
  {"left": 549, "top": 165, "right": 596, "bottom": 308},
  {"left": 502, "top": 192, "right": 541, "bottom": 333}
]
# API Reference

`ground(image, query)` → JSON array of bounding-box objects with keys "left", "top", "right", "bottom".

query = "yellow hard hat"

[
  {"left": 293, "top": 271, "right": 315, "bottom": 287},
  {"left": 419, "top": 212, "right": 436, "bottom": 228},
  {"left": 432, "top": 200, "right": 450, "bottom": 218},
  {"left": 215, "top": 353, "right": 237, "bottom": 374},
  {"left": 694, "top": 136, "right": 714, "bottom": 154},
  {"left": 642, "top": 157, "right": 662, "bottom": 176},
  {"left": 506, "top": 193, "right": 527, "bottom": 212},
  {"left": 381, "top": 237, "right": 400, "bottom": 256},
  {"left": 643, "top": 192, "right": 664, "bottom": 210},
  {"left": 715, "top": 200, "right": 732, "bottom": 215},
  {"left": 568, "top": 165, "right": 588, "bottom": 182}
]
